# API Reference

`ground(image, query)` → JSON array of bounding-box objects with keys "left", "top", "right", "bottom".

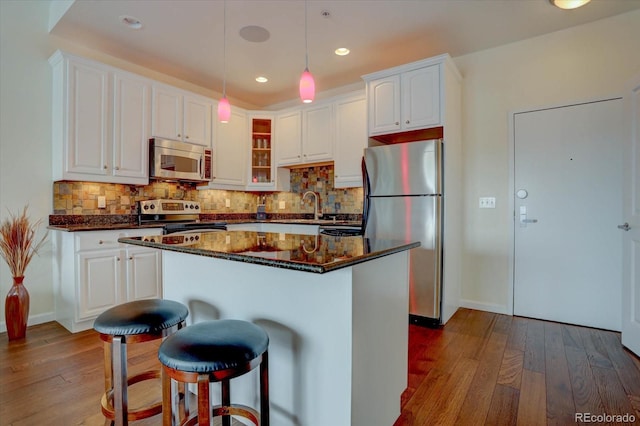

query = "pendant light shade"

[
  {"left": 218, "top": 0, "right": 231, "bottom": 123},
  {"left": 300, "top": 0, "right": 315, "bottom": 103},
  {"left": 299, "top": 68, "right": 315, "bottom": 103},
  {"left": 218, "top": 96, "right": 231, "bottom": 123}
]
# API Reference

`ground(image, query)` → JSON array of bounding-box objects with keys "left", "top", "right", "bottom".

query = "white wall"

[
  {"left": 0, "top": 0, "right": 55, "bottom": 330},
  {"left": 454, "top": 10, "right": 640, "bottom": 314}
]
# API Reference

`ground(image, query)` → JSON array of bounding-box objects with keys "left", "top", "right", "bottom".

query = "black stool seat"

[
  {"left": 94, "top": 299, "right": 189, "bottom": 336},
  {"left": 159, "top": 319, "right": 269, "bottom": 426},
  {"left": 159, "top": 320, "right": 269, "bottom": 373}
]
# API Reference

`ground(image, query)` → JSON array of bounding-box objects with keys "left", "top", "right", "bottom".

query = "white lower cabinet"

[{"left": 54, "top": 228, "right": 162, "bottom": 332}]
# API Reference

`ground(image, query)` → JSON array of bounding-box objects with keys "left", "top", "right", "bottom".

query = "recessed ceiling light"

[
  {"left": 255, "top": 76, "right": 268, "bottom": 83},
  {"left": 335, "top": 48, "right": 350, "bottom": 56},
  {"left": 550, "top": 0, "right": 591, "bottom": 9},
  {"left": 119, "top": 15, "right": 142, "bottom": 30}
]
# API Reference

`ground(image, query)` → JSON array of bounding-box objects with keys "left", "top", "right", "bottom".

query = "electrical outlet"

[
  {"left": 97, "top": 196, "right": 106, "bottom": 209},
  {"left": 279, "top": 200, "right": 286, "bottom": 210},
  {"left": 225, "top": 198, "right": 231, "bottom": 208},
  {"left": 479, "top": 197, "right": 496, "bottom": 209},
  {"left": 225, "top": 235, "right": 231, "bottom": 244}
]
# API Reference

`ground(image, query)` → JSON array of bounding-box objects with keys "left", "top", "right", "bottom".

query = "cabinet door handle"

[
  {"left": 116, "top": 257, "right": 121, "bottom": 261},
  {"left": 395, "top": 121, "right": 399, "bottom": 125},
  {"left": 103, "top": 165, "right": 108, "bottom": 170},
  {"left": 128, "top": 256, "right": 133, "bottom": 260},
  {"left": 406, "top": 120, "right": 410, "bottom": 124},
  {"left": 114, "top": 166, "right": 120, "bottom": 170},
  {"left": 177, "top": 133, "right": 181, "bottom": 138},
  {"left": 185, "top": 135, "right": 189, "bottom": 139},
  {"left": 99, "top": 240, "right": 104, "bottom": 244}
]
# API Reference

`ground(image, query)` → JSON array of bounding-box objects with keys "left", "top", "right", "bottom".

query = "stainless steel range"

[{"left": 137, "top": 199, "right": 226, "bottom": 234}]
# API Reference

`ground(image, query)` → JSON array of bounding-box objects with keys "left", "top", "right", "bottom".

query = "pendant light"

[
  {"left": 299, "top": 0, "right": 315, "bottom": 103},
  {"left": 217, "top": 0, "right": 231, "bottom": 123}
]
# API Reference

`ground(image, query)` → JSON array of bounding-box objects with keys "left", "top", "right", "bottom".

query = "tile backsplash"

[{"left": 53, "top": 165, "right": 363, "bottom": 216}]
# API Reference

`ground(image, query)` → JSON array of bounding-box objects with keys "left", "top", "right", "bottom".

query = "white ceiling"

[{"left": 49, "top": 0, "right": 640, "bottom": 108}]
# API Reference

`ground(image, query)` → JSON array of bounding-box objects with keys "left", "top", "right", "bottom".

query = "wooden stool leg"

[
  {"left": 260, "top": 351, "right": 269, "bottom": 426},
  {"left": 162, "top": 366, "right": 172, "bottom": 426},
  {"left": 112, "top": 336, "right": 128, "bottom": 426},
  {"left": 197, "top": 375, "right": 211, "bottom": 426},
  {"left": 221, "top": 379, "right": 231, "bottom": 426}
]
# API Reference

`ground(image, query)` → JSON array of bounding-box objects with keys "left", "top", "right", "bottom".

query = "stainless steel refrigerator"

[{"left": 363, "top": 140, "right": 443, "bottom": 326}]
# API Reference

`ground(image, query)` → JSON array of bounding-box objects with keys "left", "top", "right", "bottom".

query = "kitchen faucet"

[{"left": 302, "top": 191, "right": 323, "bottom": 220}]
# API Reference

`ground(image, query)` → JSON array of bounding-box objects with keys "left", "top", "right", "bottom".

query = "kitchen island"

[{"left": 119, "top": 230, "right": 419, "bottom": 426}]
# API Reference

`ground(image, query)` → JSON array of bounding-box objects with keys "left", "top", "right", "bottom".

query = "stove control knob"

[
  {"left": 150, "top": 204, "right": 155, "bottom": 210},
  {"left": 195, "top": 235, "right": 200, "bottom": 240},
  {"left": 143, "top": 204, "right": 149, "bottom": 210},
  {"left": 195, "top": 205, "right": 200, "bottom": 210}
]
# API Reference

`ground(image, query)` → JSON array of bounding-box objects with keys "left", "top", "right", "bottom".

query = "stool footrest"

[
  {"left": 213, "top": 404, "right": 260, "bottom": 424},
  {"left": 100, "top": 369, "right": 162, "bottom": 421},
  {"left": 180, "top": 404, "right": 260, "bottom": 426}
]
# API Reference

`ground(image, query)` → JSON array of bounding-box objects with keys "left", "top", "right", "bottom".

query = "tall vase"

[{"left": 5, "top": 276, "right": 29, "bottom": 340}]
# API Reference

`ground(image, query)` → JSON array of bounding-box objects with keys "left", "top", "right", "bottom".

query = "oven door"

[{"left": 151, "top": 146, "right": 205, "bottom": 182}]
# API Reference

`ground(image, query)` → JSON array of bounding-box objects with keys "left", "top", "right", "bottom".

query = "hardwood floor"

[
  {"left": 1, "top": 308, "right": 639, "bottom": 425},
  {"left": 395, "top": 309, "right": 640, "bottom": 426}
]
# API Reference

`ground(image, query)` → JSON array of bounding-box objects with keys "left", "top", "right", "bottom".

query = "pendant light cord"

[
  {"left": 222, "top": 0, "right": 227, "bottom": 97},
  {"left": 304, "top": 0, "right": 309, "bottom": 70}
]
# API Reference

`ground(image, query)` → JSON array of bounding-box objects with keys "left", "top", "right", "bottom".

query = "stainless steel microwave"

[{"left": 149, "top": 138, "right": 212, "bottom": 182}]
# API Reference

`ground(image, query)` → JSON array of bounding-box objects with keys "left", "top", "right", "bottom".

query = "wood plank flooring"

[
  {"left": 394, "top": 309, "right": 640, "bottom": 426},
  {"left": 1, "top": 308, "right": 639, "bottom": 425}
]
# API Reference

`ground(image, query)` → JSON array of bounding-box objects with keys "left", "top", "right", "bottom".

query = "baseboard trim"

[
  {"left": 0, "top": 312, "right": 56, "bottom": 334},
  {"left": 460, "top": 299, "right": 511, "bottom": 316}
]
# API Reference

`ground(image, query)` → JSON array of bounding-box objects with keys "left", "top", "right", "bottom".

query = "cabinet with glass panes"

[{"left": 250, "top": 118, "right": 272, "bottom": 184}]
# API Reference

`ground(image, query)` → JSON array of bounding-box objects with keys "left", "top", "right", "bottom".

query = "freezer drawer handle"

[
  {"left": 618, "top": 222, "right": 631, "bottom": 231},
  {"left": 522, "top": 219, "right": 538, "bottom": 224}
]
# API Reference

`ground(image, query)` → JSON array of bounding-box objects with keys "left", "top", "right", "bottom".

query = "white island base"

[{"left": 162, "top": 249, "right": 410, "bottom": 426}]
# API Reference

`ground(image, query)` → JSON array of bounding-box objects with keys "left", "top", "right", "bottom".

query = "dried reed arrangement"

[{"left": 0, "top": 207, "right": 48, "bottom": 278}]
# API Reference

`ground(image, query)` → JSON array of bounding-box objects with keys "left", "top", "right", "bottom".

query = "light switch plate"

[
  {"left": 479, "top": 197, "right": 496, "bottom": 209},
  {"left": 97, "top": 196, "right": 106, "bottom": 209},
  {"left": 279, "top": 200, "right": 286, "bottom": 209},
  {"left": 225, "top": 199, "right": 231, "bottom": 208}
]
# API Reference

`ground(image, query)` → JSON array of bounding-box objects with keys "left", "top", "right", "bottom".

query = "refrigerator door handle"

[{"left": 362, "top": 156, "right": 371, "bottom": 232}]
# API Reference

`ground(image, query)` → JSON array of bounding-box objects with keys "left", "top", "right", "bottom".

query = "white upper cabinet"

[
  {"left": 276, "top": 102, "right": 333, "bottom": 167},
  {"left": 113, "top": 72, "right": 151, "bottom": 181},
  {"left": 209, "top": 106, "right": 248, "bottom": 188},
  {"left": 303, "top": 103, "right": 333, "bottom": 163},
  {"left": 367, "top": 75, "right": 401, "bottom": 135},
  {"left": 152, "top": 84, "right": 212, "bottom": 147},
  {"left": 364, "top": 59, "right": 443, "bottom": 136},
  {"left": 402, "top": 65, "right": 440, "bottom": 130},
  {"left": 334, "top": 93, "right": 367, "bottom": 188},
  {"left": 50, "top": 51, "right": 150, "bottom": 185},
  {"left": 275, "top": 110, "right": 303, "bottom": 166}
]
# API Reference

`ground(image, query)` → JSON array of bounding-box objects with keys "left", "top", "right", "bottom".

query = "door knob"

[{"left": 618, "top": 222, "right": 631, "bottom": 231}]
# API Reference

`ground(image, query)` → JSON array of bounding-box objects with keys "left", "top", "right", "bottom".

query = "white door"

[
  {"left": 513, "top": 98, "right": 624, "bottom": 331},
  {"left": 621, "top": 76, "right": 640, "bottom": 356}
]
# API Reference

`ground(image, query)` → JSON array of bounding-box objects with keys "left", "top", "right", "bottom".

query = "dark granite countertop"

[
  {"left": 48, "top": 215, "right": 360, "bottom": 232},
  {"left": 118, "top": 230, "right": 419, "bottom": 274}
]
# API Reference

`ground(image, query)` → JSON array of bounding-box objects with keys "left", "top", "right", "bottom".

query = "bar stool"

[
  {"left": 158, "top": 319, "right": 269, "bottom": 426},
  {"left": 93, "top": 299, "right": 189, "bottom": 425}
]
